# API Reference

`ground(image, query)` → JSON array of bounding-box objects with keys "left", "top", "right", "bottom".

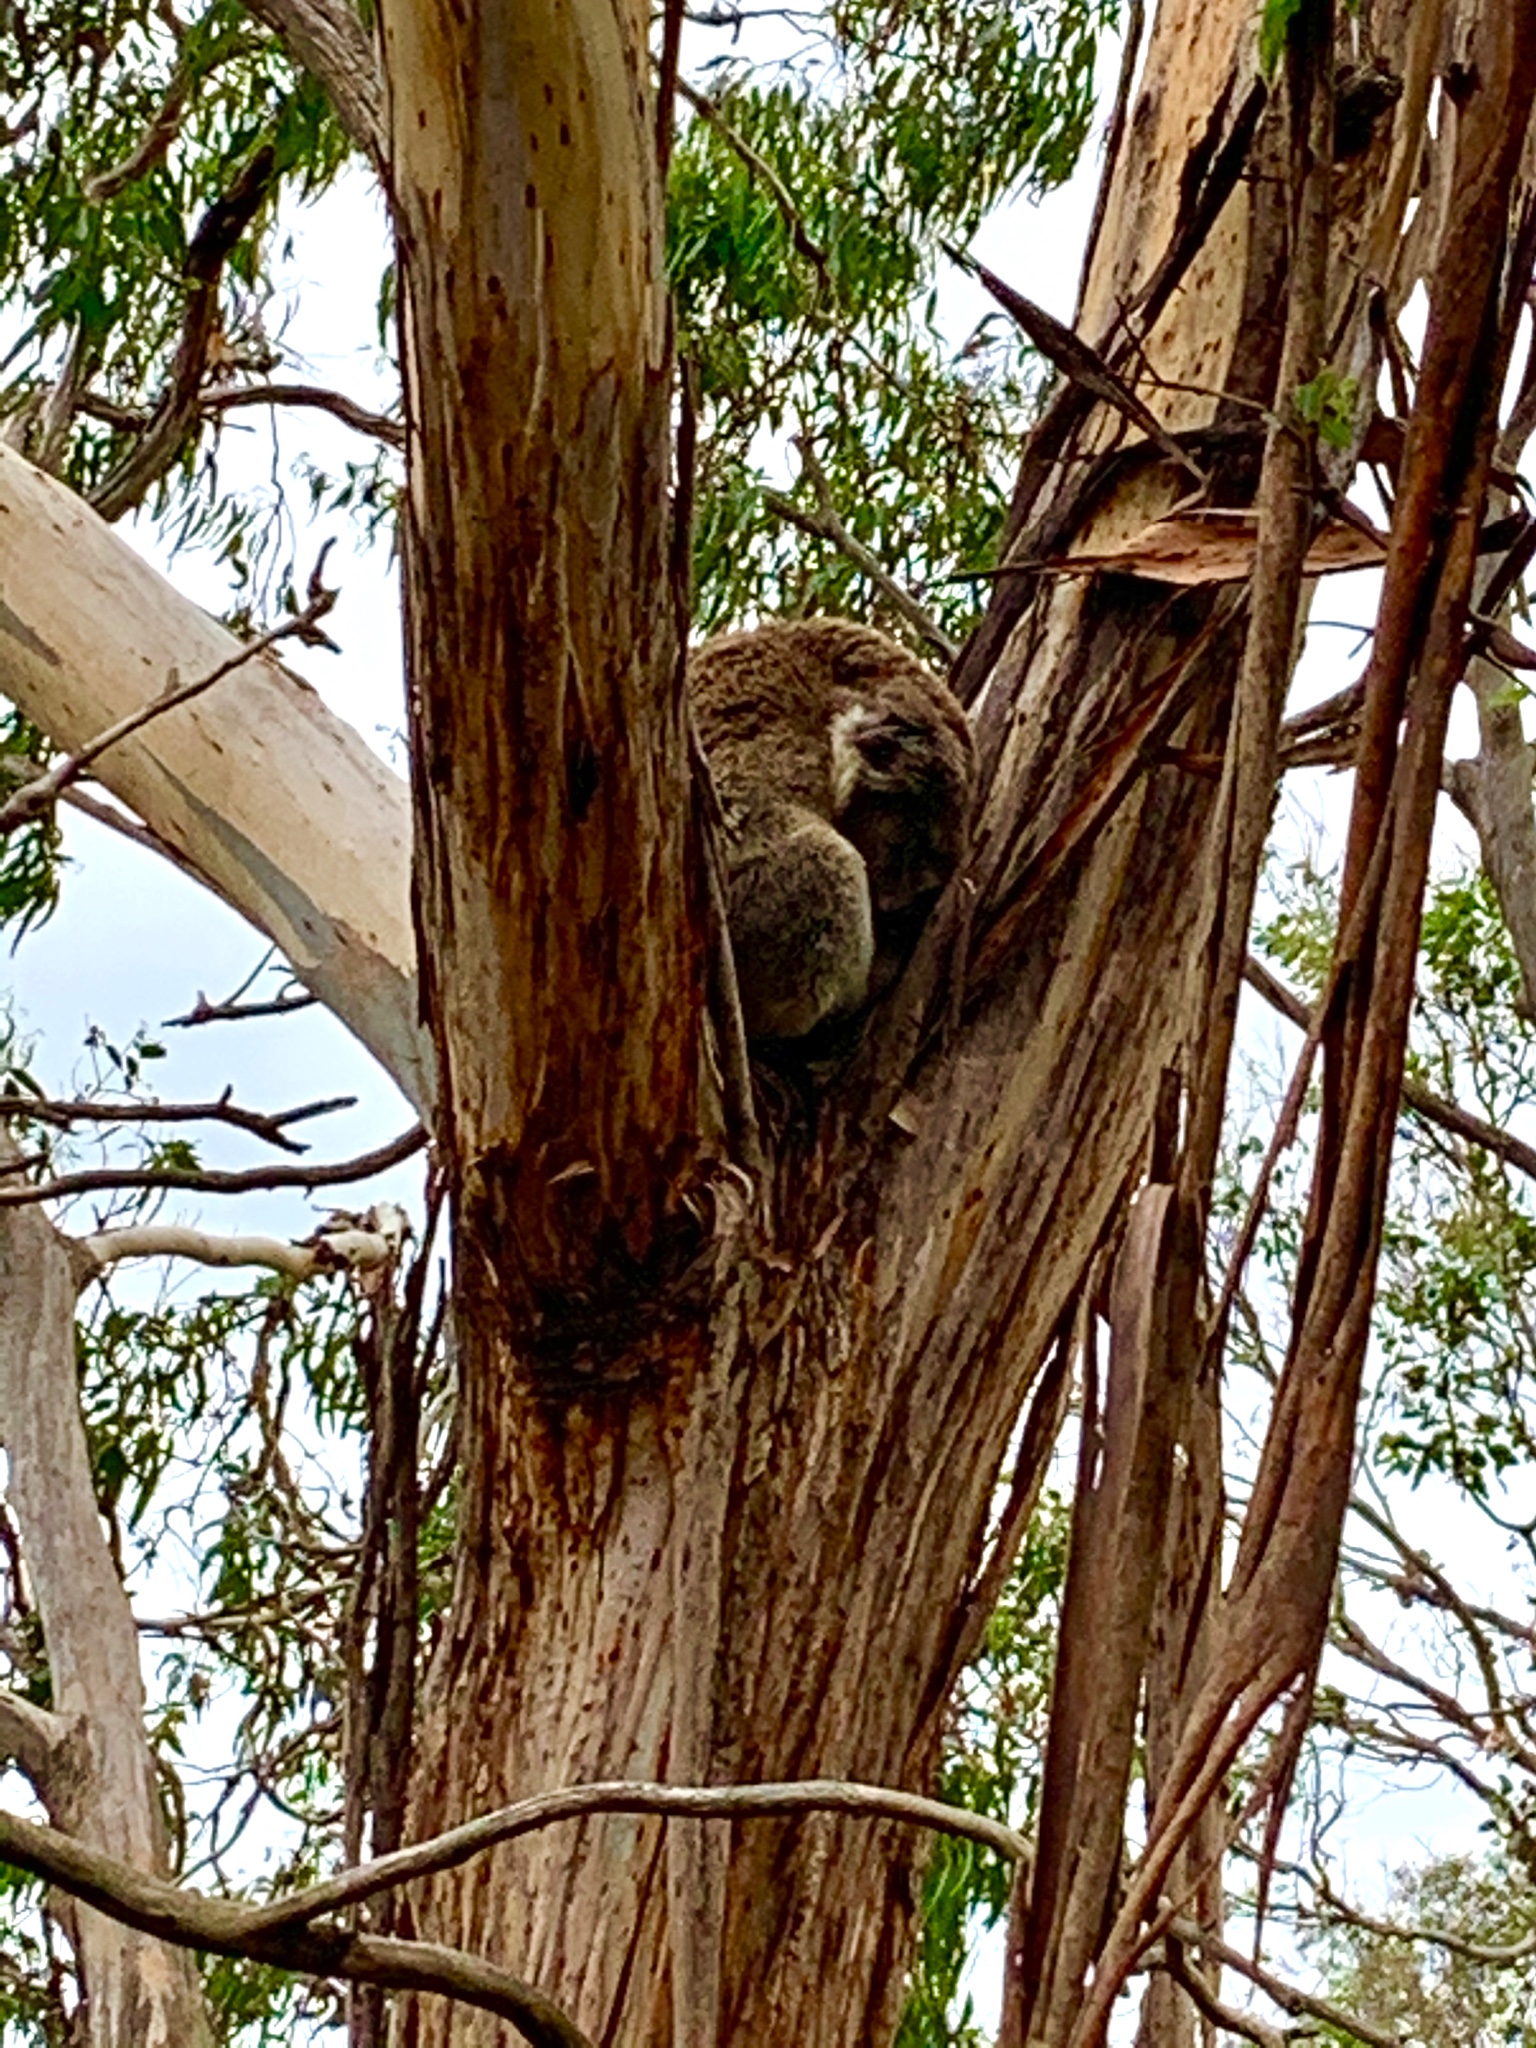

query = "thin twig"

[
  {"left": 0, "top": 1124, "right": 425, "bottom": 1208},
  {"left": 1243, "top": 955, "right": 1536, "bottom": 1182},
  {"left": 0, "top": 1090, "right": 355, "bottom": 1155},
  {"left": 0, "top": 551, "right": 338, "bottom": 836},
  {"left": 765, "top": 438, "right": 957, "bottom": 661},
  {"left": 676, "top": 78, "right": 831, "bottom": 292}
]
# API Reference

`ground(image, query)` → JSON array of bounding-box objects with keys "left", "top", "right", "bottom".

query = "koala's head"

[{"left": 830, "top": 682, "right": 974, "bottom": 915}]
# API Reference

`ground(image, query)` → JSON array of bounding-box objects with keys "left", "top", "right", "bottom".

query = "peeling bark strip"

[{"left": 1074, "top": 14, "right": 1536, "bottom": 2043}]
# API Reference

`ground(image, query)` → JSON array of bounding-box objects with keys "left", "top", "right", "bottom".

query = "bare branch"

[
  {"left": 166, "top": 990, "right": 318, "bottom": 1028},
  {"left": 1243, "top": 955, "right": 1536, "bottom": 1181},
  {"left": 1171, "top": 1919, "right": 1404, "bottom": 2048},
  {"left": 0, "top": 556, "right": 339, "bottom": 836},
  {"left": 0, "top": 1090, "right": 356, "bottom": 1155},
  {"left": 1153, "top": 1946, "right": 1287, "bottom": 2048},
  {"left": 201, "top": 381, "right": 405, "bottom": 447},
  {"left": 0, "top": 1125, "right": 425, "bottom": 1208},
  {"left": 73, "top": 1202, "right": 410, "bottom": 1284},
  {"left": 90, "top": 144, "right": 282, "bottom": 522},
  {"left": 948, "top": 245, "right": 1207, "bottom": 489},
  {"left": 243, "top": 1778, "right": 1030, "bottom": 1935},
  {"left": 763, "top": 439, "right": 958, "bottom": 662},
  {"left": 0, "top": 1804, "right": 591, "bottom": 2048}
]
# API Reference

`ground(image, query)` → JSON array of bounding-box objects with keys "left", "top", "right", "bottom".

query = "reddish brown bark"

[{"left": 372, "top": 2, "right": 1536, "bottom": 2046}]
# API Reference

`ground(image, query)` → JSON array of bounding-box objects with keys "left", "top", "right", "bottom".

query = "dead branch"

[
  {"left": 948, "top": 246, "right": 1207, "bottom": 489},
  {"left": 0, "top": 1124, "right": 425, "bottom": 1208},
  {"left": 90, "top": 144, "right": 281, "bottom": 523},
  {"left": 166, "top": 989, "right": 318, "bottom": 1028},
  {"left": 0, "top": 554, "right": 338, "bottom": 836},
  {"left": 0, "top": 1090, "right": 355, "bottom": 1155},
  {"left": 201, "top": 381, "right": 405, "bottom": 447},
  {"left": 72, "top": 1203, "right": 410, "bottom": 1284},
  {"left": 0, "top": 1778, "right": 1030, "bottom": 2048}
]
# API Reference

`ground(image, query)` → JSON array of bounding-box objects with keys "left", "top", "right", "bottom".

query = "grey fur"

[{"left": 690, "top": 618, "right": 975, "bottom": 1044}]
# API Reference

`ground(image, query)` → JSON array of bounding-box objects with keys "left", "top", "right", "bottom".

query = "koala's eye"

[{"left": 856, "top": 727, "right": 905, "bottom": 774}]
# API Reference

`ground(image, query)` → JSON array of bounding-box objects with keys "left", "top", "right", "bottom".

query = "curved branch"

[
  {"left": 240, "top": 0, "right": 387, "bottom": 172},
  {"left": 0, "top": 1804, "right": 591, "bottom": 2048},
  {"left": 244, "top": 1778, "right": 1029, "bottom": 1935}
]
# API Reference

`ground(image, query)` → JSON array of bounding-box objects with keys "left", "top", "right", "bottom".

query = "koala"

[{"left": 689, "top": 617, "right": 975, "bottom": 1045}]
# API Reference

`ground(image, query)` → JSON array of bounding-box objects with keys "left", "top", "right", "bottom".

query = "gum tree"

[{"left": 2, "top": 0, "right": 1536, "bottom": 2045}]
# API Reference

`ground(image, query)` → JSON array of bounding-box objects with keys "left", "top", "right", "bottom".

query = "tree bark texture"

[{"left": 0, "top": 1180, "right": 215, "bottom": 2048}]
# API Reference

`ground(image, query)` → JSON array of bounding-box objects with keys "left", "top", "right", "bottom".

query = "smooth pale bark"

[
  {"left": 0, "top": 1182, "right": 214, "bottom": 2047},
  {"left": 0, "top": 446, "right": 431, "bottom": 1115}
]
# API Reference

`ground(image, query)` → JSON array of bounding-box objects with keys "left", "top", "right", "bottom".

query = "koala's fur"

[{"left": 689, "top": 617, "right": 975, "bottom": 1044}]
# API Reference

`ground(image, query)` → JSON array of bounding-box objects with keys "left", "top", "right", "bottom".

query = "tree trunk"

[
  {"left": 0, "top": 1175, "right": 215, "bottom": 2048},
  {"left": 384, "top": 0, "right": 1309, "bottom": 2039}
]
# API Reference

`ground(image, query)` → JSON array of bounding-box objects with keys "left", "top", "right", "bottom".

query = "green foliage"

[
  {"left": 1293, "top": 368, "right": 1359, "bottom": 452},
  {"left": 897, "top": 1493, "right": 1068, "bottom": 2048},
  {"left": 0, "top": 0, "right": 360, "bottom": 607},
  {"left": 0, "top": 711, "right": 62, "bottom": 937},
  {"left": 1309, "top": 1854, "right": 1536, "bottom": 2048},
  {"left": 671, "top": 0, "right": 1117, "bottom": 639},
  {"left": 1258, "top": 0, "right": 1304, "bottom": 77}
]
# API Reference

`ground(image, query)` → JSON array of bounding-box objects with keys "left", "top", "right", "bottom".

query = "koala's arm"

[{"left": 722, "top": 803, "right": 874, "bottom": 1042}]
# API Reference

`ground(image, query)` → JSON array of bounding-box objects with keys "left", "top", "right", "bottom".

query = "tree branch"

[
  {"left": 239, "top": 0, "right": 387, "bottom": 172},
  {"left": 1243, "top": 955, "right": 1536, "bottom": 1182},
  {"left": 763, "top": 438, "right": 958, "bottom": 662},
  {"left": 243, "top": 1778, "right": 1029, "bottom": 1935},
  {"left": 0, "top": 1090, "right": 356, "bottom": 1155},
  {"left": 72, "top": 1203, "right": 410, "bottom": 1285},
  {"left": 0, "top": 1125, "right": 425, "bottom": 1208},
  {"left": 0, "top": 555, "right": 338, "bottom": 836},
  {"left": 201, "top": 381, "right": 405, "bottom": 447},
  {"left": 90, "top": 144, "right": 282, "bottom": 523},
  {"left": 1171, "top": 1919, "right": 1404, "bottom": 2048},
  {"left": 0, "top": 1692, "right": 68, "bottom": 1790},
  {"left": 83, "top": 63, "right": 191, "bottom": 201},
  {"left": 0, "top": 1804, "right": 591, "bottom": 2048}
]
